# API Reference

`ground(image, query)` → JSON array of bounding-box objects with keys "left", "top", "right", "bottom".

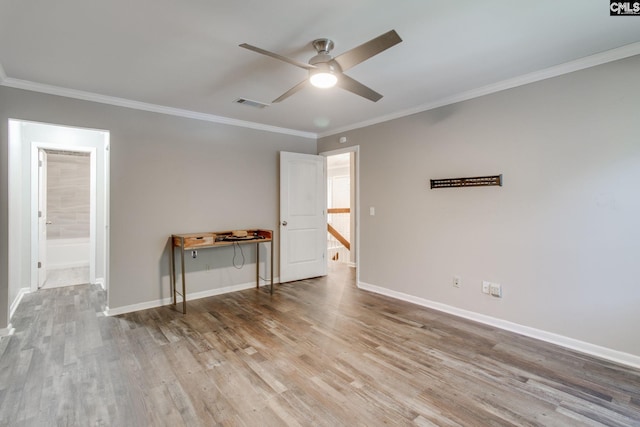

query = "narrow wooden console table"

[{"left": 170, "top": 229, "right": 274, "bottom": 313}]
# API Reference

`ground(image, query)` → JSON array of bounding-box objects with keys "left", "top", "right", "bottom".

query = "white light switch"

[{"left": 369, "top": 207, "right": 375, "bottom": 216}]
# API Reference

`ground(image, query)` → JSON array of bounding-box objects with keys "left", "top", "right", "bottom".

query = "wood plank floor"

[{"left": 1, "top": 263, "right": 639, "bottom": 426}]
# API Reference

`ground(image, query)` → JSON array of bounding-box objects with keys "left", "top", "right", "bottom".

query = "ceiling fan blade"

[
  {"left": 337, "top": 74, "right": 383, "bottom": 102},
  {"left": 239, "top": 43, "right": 314, "bottom": 70},
  {"left": 272, "top": 79, "right": 308, "bottom": 103},
  {"left": 333, "top": 30, "right": 402, "bottom": 72}
]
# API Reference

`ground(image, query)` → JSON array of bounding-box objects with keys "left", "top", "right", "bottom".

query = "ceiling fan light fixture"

[
  {"left": 309, "top": 70, "right": 337, "bottom": 88},
  {"left": 309, "top": 61, "right": 338, "bottom": 88}
]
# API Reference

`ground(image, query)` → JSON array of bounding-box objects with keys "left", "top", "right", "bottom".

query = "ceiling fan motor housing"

[
  {"left": 312, "top": 38, "right": 334, "bottom": 54},
  {"left": 309, "top": 56, "right": 340, "bottom": 71},
  {"left": 309, "top": 39, "right": 341, "bottom": 71}
]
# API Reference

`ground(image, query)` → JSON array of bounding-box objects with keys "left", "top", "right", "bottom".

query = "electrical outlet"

[
  {"left": 489, "top": 283, "right": 502, "bottom": 298},
  {"left": 482, "top": 281, "right": 491, "bottom": 294},
  {"left": 453, "top": 276, "right": 461, "bottom": 288}
]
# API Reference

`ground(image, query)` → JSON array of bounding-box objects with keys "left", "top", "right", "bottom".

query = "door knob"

[
  {"left": 46, "top": 221, "right": 53, "bottom": 225},
  {"left": 282, "top": 221, "right": 288, "bottom": 226}
]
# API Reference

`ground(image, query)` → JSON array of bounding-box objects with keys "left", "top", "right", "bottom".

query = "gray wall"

[
  {"left": 318, "top": 55, "right": 640, "bottom": 357},
  {"left": 0, "top": 86, "right": 316, "bottom": 325}
]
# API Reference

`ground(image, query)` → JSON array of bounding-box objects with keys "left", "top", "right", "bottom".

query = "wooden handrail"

[
  {"left": 328, "top": 224, "right": 350, "bottom": 250},
  {"left": 328, "top": 208, "right": 350, "bottom": 214}
]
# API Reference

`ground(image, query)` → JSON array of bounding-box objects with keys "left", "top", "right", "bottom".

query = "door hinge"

[
  {"left": 38, "top": 261, "right": 42, "bottom": 268},
  {"left": 38, "top": 211, "right": 42, "bottom": 218},
  {"left": 39, "top": 160, "right": 43, "bottom": 167}
]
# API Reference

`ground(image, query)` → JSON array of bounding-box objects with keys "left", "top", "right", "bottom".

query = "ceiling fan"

[{"left": 239, "top": 29, "right": 402, "bottom": 103}]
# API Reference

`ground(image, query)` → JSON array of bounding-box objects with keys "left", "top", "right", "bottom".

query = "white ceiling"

[{"left": 1, "top": 1, "right": 639, "bottom": 138}]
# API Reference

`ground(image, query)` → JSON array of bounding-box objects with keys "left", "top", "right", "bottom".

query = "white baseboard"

[
  {"left": 10, "top": 287, "right": 31, "bottom": 320},
  {"left": 106, "top": 278, "right": 279, "bottom": 317},
  {"left": 358, "top": 281, "right": 640, "bottom": 370},
  {"left": 0, "top": 323, "right": 15, "bottom": 338},
  {"left": 94, "top": 278, "right": 105, "bottom": 290}
]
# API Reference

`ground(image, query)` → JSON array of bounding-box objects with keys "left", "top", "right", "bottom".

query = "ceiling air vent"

[{"left": 234, "top": 98, "right": 269, "bottom": 109}]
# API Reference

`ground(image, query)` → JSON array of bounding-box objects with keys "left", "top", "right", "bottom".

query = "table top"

[{"left": 172, "top": 229, "right": 273, "bottom": 249}]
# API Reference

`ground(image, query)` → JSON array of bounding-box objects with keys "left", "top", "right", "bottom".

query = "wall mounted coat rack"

[{"left": 430, "top": 174, "right": 502, "bottom": 189}]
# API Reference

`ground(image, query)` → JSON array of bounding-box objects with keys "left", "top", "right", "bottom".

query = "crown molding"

[
  {"left": 0, "top": 75, "right": 317, "bottom": 140},
  {"left": 3, "top": 42, "right": 639, "bottom": 141},
  {"left": 318, "top": 42, "right": 640, "bottom": 138}
]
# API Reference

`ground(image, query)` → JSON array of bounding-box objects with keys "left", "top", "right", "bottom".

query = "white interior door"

[
  {"left": 280, "top": 152, "right": 327, "bottom": 283},
  {"left": 37, "top": 149, "right": 48, "bottom": 288}
]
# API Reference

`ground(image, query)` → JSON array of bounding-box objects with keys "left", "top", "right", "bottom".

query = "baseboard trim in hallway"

[
  {"left": 9, "top": 287, "right": 30, "bottom": 320},
  {"left": 0, "top": 324, "right": 15, "bottom": 337}
]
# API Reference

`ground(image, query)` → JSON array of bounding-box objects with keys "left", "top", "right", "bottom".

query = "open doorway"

[
  {"left": 322, "top": 146, "right": 359, "bottom": 279},
  {"left": 7, "top": 119, "right": 109, "bottom": 319},
  {"left": 327, "top": 153, "right": 353, "bottom": 265}
]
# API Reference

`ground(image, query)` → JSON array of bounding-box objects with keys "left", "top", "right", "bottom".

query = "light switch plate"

[
  {"left": 489, "top": 283, "right": 502, "bottom": 298},
  {"left": 482, "top": 281, "right": 491, "bottom": 294}
]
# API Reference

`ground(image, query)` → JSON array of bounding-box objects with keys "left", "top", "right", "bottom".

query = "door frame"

[
  {"left": 37, "top": 149, "right": 48, "bottom": 288},
  {"left": 30, "top": 142, "right": 97, "bottom": 291},
  {"left": 320, "top": 145, "right": 360, "bottom": 284}
]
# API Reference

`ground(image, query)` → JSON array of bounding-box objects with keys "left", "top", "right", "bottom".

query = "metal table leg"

[
  {"left": 180, "top": 236, "right": 186, "bottom": 314},
  {"left": 170, "top": 238, "right": 176, "bottom": 306}
]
